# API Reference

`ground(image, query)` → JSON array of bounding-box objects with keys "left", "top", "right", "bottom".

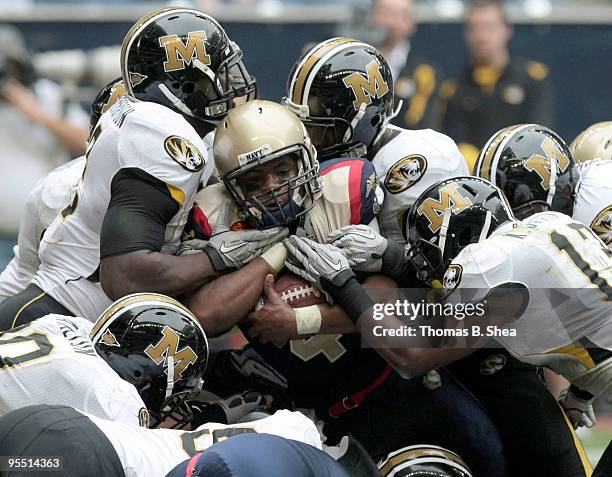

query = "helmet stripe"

[
  {"left": 91, "top": 292, "right": 196, "bottom": 338},
  {"left": 475, "top": 124, "right": 524, "bottom": 183},
  {"left": 378, "top": 447, "right": 470, "bottom": 476},
  {"left": 290, "top": 37, "right": 358, "bottom": 105}
]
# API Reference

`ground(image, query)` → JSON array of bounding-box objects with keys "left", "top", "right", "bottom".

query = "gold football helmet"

[
  {"left": 570, "top": 121, "right": 612, "bottom": 163},
  {"left": 213, "top": 99, "right": 321, "bottom": 227}
]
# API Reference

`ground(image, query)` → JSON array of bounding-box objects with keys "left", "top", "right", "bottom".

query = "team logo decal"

[
  {"left": 144, "top": 326, "right": 198, "bottom": 381},
  {"left": 164, "top": 136, "right": 205, "bottom": 172},
  {"left": 524, "top": 136, "right": 571, "bottom": 190},
  {"left": 342, "top": 59, "right": 390, "bottom": 110},
  {"left": 443, "top": 264, "right": 463, "bottom": 290},
  {"left": 591, "top": 205, "right": 612, "bottom": 246},
  {"left": 159, "top": 31, "right": 210, "bottom": 73},
  {"left": 417, "top": 183, "right": 473, "bottom": 233},
  {"left": 138, "top": 408, "right": 151, "bottom": 428},
  {"left": 384, "top": 155, "right": 428, "bottom": 194},
  {"left": 129, "top": 72, "right": 147, "bottom": 88},
  {"left": 99, "top": 329, "right": 120, "bottom": 347},
  {"left": 480, "top": 353, "right": 507, "bottom": 375}
]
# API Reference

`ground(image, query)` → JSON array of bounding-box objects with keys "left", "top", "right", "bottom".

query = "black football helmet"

[
  {"left": 120, "top": 7, "right": 256, "bottom": 124},
  {"left": 91, "top": 293, "right": 209, "bottom": 428},
  {"left": 475, "top": 124, "right": 580, "bottom": 219},
  {"left": 283, "top": 37, "right": 394, "bottom": 161},
  {"left": 405, "top": 177, "right": 514, "bottom": 283},
  {"left": 89, "top": 77, "right": 126, "bottom": 131},
  {"left": 378, "top": 445, "right": 473, "bottom": 477}
]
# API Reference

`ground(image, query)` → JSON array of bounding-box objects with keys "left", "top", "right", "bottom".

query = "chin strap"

[
  {"left": 438, "top": 206, "right": 453, "bottom": 259},
  {"left": 165, "top": 355, "right": 175, "bottom": 399},
  {"left": 479, "top": 211, "right": 493, "bottom": 243}
]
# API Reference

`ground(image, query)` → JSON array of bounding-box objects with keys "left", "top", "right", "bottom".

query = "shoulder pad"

[{"left": 320, "top": 158, "right": 380, "bottom": 225}]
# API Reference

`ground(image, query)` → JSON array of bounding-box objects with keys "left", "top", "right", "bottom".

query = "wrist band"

[
  {"left": 325, "top": 276, "right": 374, "bottom": 324},
  {"left": 295, "top": 305, "right": 322, "bottom": 335},
  {"left": 260, "top": 242, "right": 287, "bottom": 274}
]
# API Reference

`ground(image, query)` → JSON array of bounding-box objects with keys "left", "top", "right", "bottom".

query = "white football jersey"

[
  {"left": 33, "top": 97, "right": 210, "bottom": 320},
  {"left": 373, "top": 126, "right": 469, "bottom": 245},
  {"left": 0, "top": 158, "right": 85, "bottom": 303},
  {"left": 573, "top": 158, "right": 612, "bottom": 248},
  {"left": 445, "top": 212, "right": 612, "bottom": 401},
  {"left": 0, "top": 314, "right": 145, "bottom": 423},
  {"left": 87, "top": 409, "right": 322, "bottom": 477}
]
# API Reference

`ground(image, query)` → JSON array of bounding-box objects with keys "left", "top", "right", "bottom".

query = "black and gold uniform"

[
  {"left": 439, "top": 58, "right": 553, "bottom": 169},
  {"left": 391, "top": 52, "right": 444, "bottom": 131}
]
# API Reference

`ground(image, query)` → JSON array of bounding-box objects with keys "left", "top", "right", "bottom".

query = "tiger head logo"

[
  {"left": 164, "top": 136, "right": 205, "bottom": 172},
  {"left": 384, "top": 155, "right": 428, "bottom": 194},
  {"left": 591, "top": 205, "right": 612, "bottom": 246},
  {"left": 443, "top": 264, "right": 463, "bottom": 290}
]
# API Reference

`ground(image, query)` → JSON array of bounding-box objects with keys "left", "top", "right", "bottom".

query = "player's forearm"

[
  {"left": 100, "top": 250, "right": 219, "bottom": 300},
  {"left": 316, "top": 275, "right": 398, "bottom": 335},
  {"left": 326, "top": 277, "right": 471, "bottom": 376},
  {"left": 185, "top": 257, "right": 275, "bottom": 336},
  {"left": 37, "top": 114, "right": 89, "bottom": 156}
]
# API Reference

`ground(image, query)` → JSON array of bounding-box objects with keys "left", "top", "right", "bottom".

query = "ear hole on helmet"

[
  {"left": 171, "top": 81, "right": 181, "bottom": 90},
  {"left": 458, "top": 228, "right": 473, "bottom": 247},
  {"left": 134, "top": 370, "right": 142, "bottom": 378},
  {"left": 182, "top": 82, "right": 195, "bottom": 94}
]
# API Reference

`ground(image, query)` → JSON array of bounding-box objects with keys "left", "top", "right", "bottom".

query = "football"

[{"left": 273, "top": 272, "right": 328, "bottom": 308}]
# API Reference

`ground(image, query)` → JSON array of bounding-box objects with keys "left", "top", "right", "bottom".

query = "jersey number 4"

[{"left": 0, "top": 324, "right": 54, "bottom": 369}]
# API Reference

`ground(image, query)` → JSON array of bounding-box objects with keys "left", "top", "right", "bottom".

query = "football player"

[
  {"left": 0, "top": 8, "right": 286, "bottom": 329},
  {"left": 0, "top": 77, "right": 124, "bottom": 305},
  {"left": 474, "top": 123, "right": 612, "bottom": 247},
  {"left": 166, "top": 434, "right": 352, "bottom": 477},
  {"left": 570, "top": 121, "right": 612, "bottom": 163},
  {"left": 0, "top": 292, "right": 208, "bottom": 429},
  {"left": 0, "top": 404, "right": 323, "bottom": 477},
  {"left": 179, "top": 101, "right": 510, "bottom": 476},
  {"left": 285, "top": 176, "right": 610, "bottom": 477},
  {"left": 283, "top": 37, "right": 469, "bottom": 248}
]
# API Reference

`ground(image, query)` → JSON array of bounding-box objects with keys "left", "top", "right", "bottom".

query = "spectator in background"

[
  {"left": 369, "top": 0, "right": 443, "bottom": 130},
  {"left": 0, "top": 25, "right": 89, "bottom": 271},
  {"left": 438, "top": 0, "right": 553, "bottom": 172}
]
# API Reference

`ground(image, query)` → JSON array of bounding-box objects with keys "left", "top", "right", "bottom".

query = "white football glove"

[
  {"left": 558, "top": 386, "right": 596, "bottom": 429},
  {"left": 327, "top": 225, "right": 408, "bottom": 280},
  {"left": 284, "top": 236, "right": 355, "bottom": 300},
  {"left": 203, "top": 203, "right": 289, "bottom": 273},
  {"left": 177, "top": 238, "right": 208, "bottom": 256}
]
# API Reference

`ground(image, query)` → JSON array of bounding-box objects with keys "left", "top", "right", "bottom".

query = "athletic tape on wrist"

[
  {"left": 295, "top": 305, "right": 322, "bottom": 335},
  {"left": 260, "top": 242, "right": 287, "bottom": 274}
]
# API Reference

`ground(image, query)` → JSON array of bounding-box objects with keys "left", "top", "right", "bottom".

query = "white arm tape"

[
  {"left": 295, "top": 305, "right": 322, "bottom": 335},
  {"left": 260, "top": 242, "right": 287, "bottom": 274}
]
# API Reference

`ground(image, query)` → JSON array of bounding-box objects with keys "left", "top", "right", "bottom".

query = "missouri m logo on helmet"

[
  {"left": 417, "top": 183, "right": 473, "bottom": 233},
  {"left": 159, "top": 31, "right": 211, "bottom": 72},
  {"left": 342, "top": 59, "right": 390, "bottom": 110},
  {"left": 145, "top": 326, "right": 198, "bottom": 381},
  {"left": 524, "top": 136, "right": 571, "bottom": 190}
]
